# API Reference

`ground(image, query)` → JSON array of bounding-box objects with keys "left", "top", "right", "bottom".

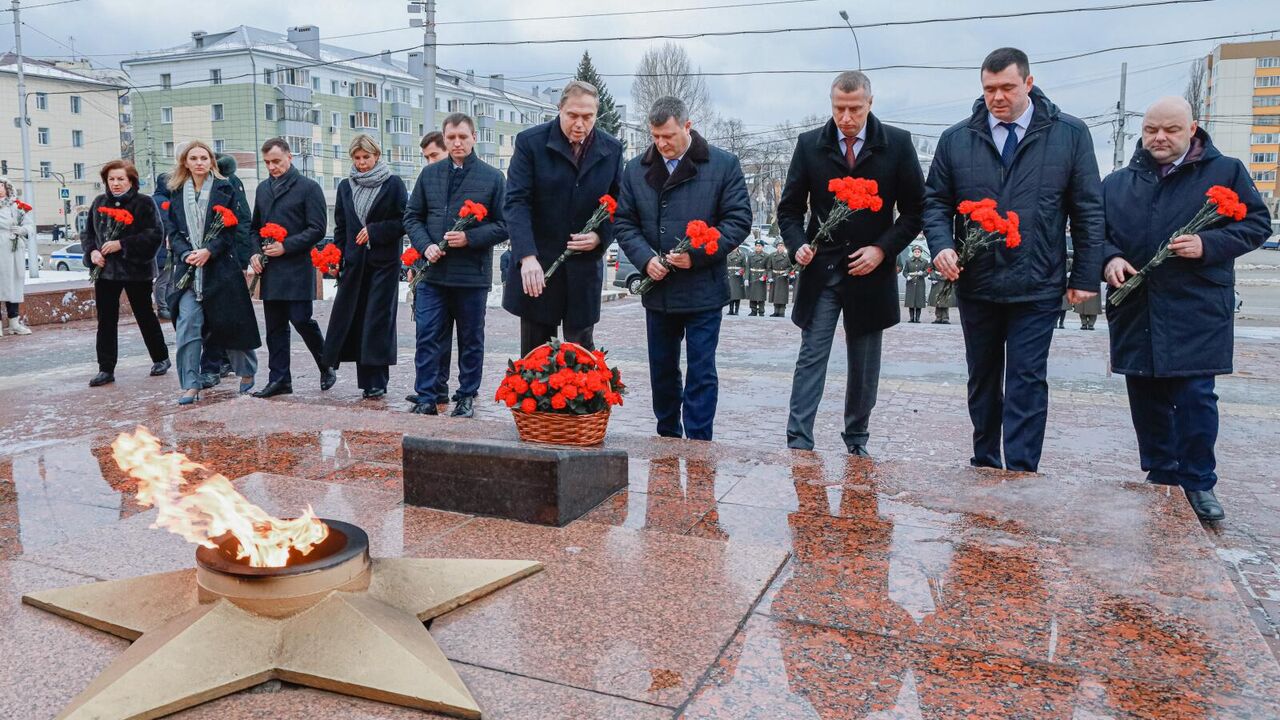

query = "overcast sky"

[{"left": 7, "top": 0, "right": 1277, "bottom": 170}]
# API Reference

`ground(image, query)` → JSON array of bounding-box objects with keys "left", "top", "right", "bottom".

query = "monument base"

[{"left": 402, "top": 436, "right": 628, "bottom": 526}]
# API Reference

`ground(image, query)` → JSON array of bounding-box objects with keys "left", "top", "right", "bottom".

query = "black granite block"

[{"left": 402, "top": 436, "right": 628, "bottom": 526}]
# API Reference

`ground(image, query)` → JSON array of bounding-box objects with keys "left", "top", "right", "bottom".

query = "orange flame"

[{"left": 111, "top": 428, "right": 329, "bottom": 568}]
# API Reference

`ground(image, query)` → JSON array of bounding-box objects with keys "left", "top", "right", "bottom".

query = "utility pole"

[
  {"left": 1113, "top": 62, "right": 1128, "bottom": 171},
  {"left": 409, "top": 1, "right": 437, "bottom": 137},
  {"left": 11, "top": 0, "right": 38, "bottom": 277}
]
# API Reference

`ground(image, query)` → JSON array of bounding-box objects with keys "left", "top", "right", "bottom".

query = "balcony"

[
  {"left": 353, "top": 96, "right": 379, "bottom": 113},
  {"left": 390, "top": 101, "right": 413, "bottom": 118},
  {"left": 388, "top": 132, "right": 416, "bottom": 148}
]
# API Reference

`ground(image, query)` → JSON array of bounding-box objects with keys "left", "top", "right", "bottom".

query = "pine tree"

[{"left": 575, "top": 51, "right": 622, "bottom": 139}]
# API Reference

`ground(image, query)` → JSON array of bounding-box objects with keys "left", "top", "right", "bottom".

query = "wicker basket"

[{"left": 511, "top": 408, "right": 611, "bottom": 446}]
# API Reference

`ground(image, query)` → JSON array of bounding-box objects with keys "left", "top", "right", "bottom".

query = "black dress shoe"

[
  {"left": 320, "top": 368, "right": 338, "bottom": 391},
  {"left": 405, "top": 394, "right": 420, "bottom": 404},
  {"left": 219, "top": 362, "right": 234, "bottom": 378},
  {"left": 200, "top": 373, "right": 220, "bottom": 389},
  {"left": 88, "top": 371, "right": 115, "bottom": 387},
  {"left": 848, "top": 444, "right": 871, "bottom": 457},
  {"left": 411, "top": 402, "right": 438, "bottom": 415},
  {"left": 362, "top": 388, "right": 387, "bottom": 399},
  {"left": 450, "top": 397, "right": 475, "bottom": 418},
  {"left": 150, "top": 359, "right": 171, "bottom": 376},
  {"left": 1185, "top": 489, "right": 1225, "bottom": 522},
  {"left": 252, "top": 380, "right": 293, "bottom": 398}
]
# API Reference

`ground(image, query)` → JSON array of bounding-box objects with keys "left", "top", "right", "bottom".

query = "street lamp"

[{"left": 838, "top": 10, "right": 862, "bottom": 70}]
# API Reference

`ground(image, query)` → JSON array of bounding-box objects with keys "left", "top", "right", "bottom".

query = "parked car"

[
  {"left": 1263, "top": 234, "right": 1280, "bottom": 250},
  {"left": 612, "top": 254, "right": 644, "bottom": 295},
  {"left": 49, "top": 242, "right": 83, "bottom": 271}
]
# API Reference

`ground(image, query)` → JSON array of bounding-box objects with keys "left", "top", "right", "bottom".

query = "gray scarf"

[
  {"left": 349, "top": 161, "right": 392, "bottom": 225},
  {"left": 183, "top": 178, "right": 211, "bottom": 299}
]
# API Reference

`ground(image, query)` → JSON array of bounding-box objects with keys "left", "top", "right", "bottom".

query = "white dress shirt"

[{"left": 988, "top": 101, "right": 1034, "bottom": 148}]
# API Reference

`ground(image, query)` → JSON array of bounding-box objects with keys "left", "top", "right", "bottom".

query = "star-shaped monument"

[{"left": 23, "top": 554, "right": 542, "bottom": 720}]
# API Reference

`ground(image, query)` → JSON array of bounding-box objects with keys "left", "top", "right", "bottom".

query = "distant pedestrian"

[{"left": 0, "top": 177, "right": 36, "bottom": 336}]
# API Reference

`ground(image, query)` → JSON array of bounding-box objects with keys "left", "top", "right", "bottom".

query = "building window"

[
  {"left": 1253, "top": 170, "right": 1277, "bottom": 182},
  {"left": 312, "top": 76, "right": 321, "bottom": 91},
  {"left": 75, "top": 195, "right": 86, "bottom": 206},
  {"left": 1255, "top": 115, "right": 1280, "bottom": 127},
  {"left": 164, "top": 142, "right": 174, "bottom": 157},
  {"left": 214, "top": 139, "right": 225, "bottom": 153},
  {"left": 499, "top": 109, "right": 505, "bottom": 121},
  {"left": 330, "top": 112, "right": 340, "bottom": 129},
  {"left": 350, "top": 81, "right": 379, "bottom": 99},
  {"left": 479, "top": 127, "right": 494, "bottom": 143},
  {"left": 331, "top": 80, "right": 341, "bottom": 94},
  {"left": 265, "top": 104, "right": 277, "bottom": 121},
  {"left": 1258, "top": 57, "right": 1280, "bottom": 69},
  {"left": 263, "top": 69, "right": 274, "bottom": 84},
  {"left": 447, "top": 98, "right": 467, "bottom": 113},
  {"left": 211, "top": 103, "right": 224, "bottom": 121},
  {"left": 36, "top": 127, "right": 49, "bottom": 145},
  {"left": 1252, "top": 133, "right": 1280, "bottom": 144},
  {"left": 286, "top": 136, "right": 312, "bottom": 157},
  {"left": 1254, "top": 152, "right": 1279, "bottom": 164},
  {"left": 39, "top": 161, "right": 51, "bottom": 177},
  {"left": 71, "top": 130, "right": 83, "bottom": 147},
  {"left": 161, "top": 73, "right": 172, "bottom": 90},
  {"left": 69, "top": 96, "right": 81, "bottom": 114},
  {"left": 388, "top": 116, "right": 411, "bottom": 134},
  {"left": 276, "top": 66, "right": 310, "bottom": 87},
  {"left": 417, "top": 93, "right": 423, "bottom": 108},
  {"left": 1255, "top": 96, "right": 1280, "bottom": 108},
  {"left": 435, "top": 97, "right": 441, "bottom": 110},
  {"left": 161, "top": 107, "right": 173, "bottom": 124},
  {"left": 34, "top": 92, "right": 47, "bottom": 110},
  {"left": 73, "top": 163, "right": 85, "bottom": 180},
  {"left": 209, "top": 69, "right": 222, "bottom": 85},
  {"left": 333, "top": 177, "right": 341, "bottom": 190},
  {"left": 1257, "top": 76, "right": 1280, "bottom": 89},
  {"left": 498, "top": 133, "right": 505, "bottom": 147},
  {"left": 349, "top": 111, "right": 378, "bottom": 129}
]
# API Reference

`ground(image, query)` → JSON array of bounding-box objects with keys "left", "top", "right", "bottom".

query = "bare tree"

[
  {"left": 1184, "top": 58, "right": 1207, "bottom": 121},
  {"left": 631, "top": 42, "right": 712, "bottom": 124}
]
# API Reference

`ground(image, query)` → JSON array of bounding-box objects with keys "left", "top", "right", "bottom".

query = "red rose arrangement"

[
  {"left": 634, "top": 219, "right": 721, "bottom": 295},
  {"left": 544, "top": 194, "right": 618, "bottom": 280},
  {"left": 311, "top": 244, "right": 342, "bottom": 278},
  {"left": 248, "top": 222, "right": 288, "bottom": 293},
  {"left": 1109, "top": 184, "right": 1249, "bottom": 307},
  {"left": 400, "top": 245, "right": 428, "bottom": 289},
  {"left": 89, "top": 207, "right": 135, "bottom": 283},
  {"left": 14, "top": 200, "right": 32, "bottom": 212},
  {"left": 495, "top": 338, "right": 625, "bottom": 415},
  {"left": 790, "top": 176, "right": 882, "bottom": 271},
  {"left": 932, "top": 198, "right": 1020, "bottom": 306},
  {"left": 176, "top": 205, "right": 238, "bottom": 291},
  {"left": 427, "top": 200, "right": 488, "bottom": 265}
]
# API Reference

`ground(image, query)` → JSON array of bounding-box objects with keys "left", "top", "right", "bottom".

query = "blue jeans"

[
  {"left": 645, "top": 308, "right": 722, "bottom": 441},
  {"left": 1125, "top": 375, "right": 1219, "bottom": 491},
  {"left": 956, "top": 295, "right": 1060, "bottom": 472},
  {"left": 175, "top": 291, "right": 256, "bottom": 391},
  {"left": 414, "top": 283, "right": 486, "bottom": 400}
]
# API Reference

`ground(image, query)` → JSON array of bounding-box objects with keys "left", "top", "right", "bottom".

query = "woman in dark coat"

[
  {"left": 167, "top": 140, "right": 260, "bottom": 404},
  {"left": 322, "top": 134, "right": 407, "bottom": 398},
  {"left": 901, "top": 246, "right": 928, "bottom": 322},
  {"left": 83, "top": 159, "right": 170, "bottom": 387}
]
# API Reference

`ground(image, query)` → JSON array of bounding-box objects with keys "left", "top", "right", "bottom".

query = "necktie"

[
  {"left": 844, "top": 136, "right": 857, "bottom": 168},
  {"left": 666, "top": 158, "right": 678, "bottom": 175},
  {"left": 999, "top": 122, "right": 1019, "bottom": 169}
]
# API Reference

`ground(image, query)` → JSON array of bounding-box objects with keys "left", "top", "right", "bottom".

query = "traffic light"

[{"left": 1, "top": 160, "right": 7, "bottom": 175}]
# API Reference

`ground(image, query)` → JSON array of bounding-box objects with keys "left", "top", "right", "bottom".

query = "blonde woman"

[
  {"left": 0, "top": 178, "right": 37, "bottom": 336},
  {"left": 321, "top": 134, "right": 407, "bottom": 399},
  {"left": 166, "top": 141, "right": 259, "bottom": 404}
]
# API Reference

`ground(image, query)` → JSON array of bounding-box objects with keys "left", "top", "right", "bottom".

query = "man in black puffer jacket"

[
  {"left": 924, "top": 47, "right": 1104, "bottom": 472},
  {"left": 404, "top": 113, "right": 508, "bottom": 417}
]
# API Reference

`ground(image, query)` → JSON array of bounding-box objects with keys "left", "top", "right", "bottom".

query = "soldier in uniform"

[
  {"left": 901, "top": 245, "right": 928, "bottom": 323},
  {"left": 746, "top": 238, "right": 769, "bottom": 316},
  {"left": 767, "top": 239, "right": 792, "bottom": 316},
  {"left": 726, "top": 245, "right": 746, "bottom": 315},
  {"left": 926, "top": 262, "right": 954, "bottom": 323},
  {"left": 1057, "top": 256, "right": 1073, "bottom": 329},
  {"left": 1073, "top": 287, "right": 1101, "bottom": 330}
]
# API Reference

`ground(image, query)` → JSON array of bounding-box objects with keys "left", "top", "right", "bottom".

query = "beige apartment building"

[
  {"left": 0, "top": 54, "right": 123, "bottom": 236},
  {"left": 1203, "top": 40, "right": 1280, "bottom": 212}
]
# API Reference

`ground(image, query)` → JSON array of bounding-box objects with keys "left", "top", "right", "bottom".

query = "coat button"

[
  {"left": 827, "top": 264, "right": 834, "bottom": 271},
  {"left": 660, "top": 227, "right": 667, "bottom": 234},
  {"left": 661, "top": 201, "right": 668, "bottom": 208}
]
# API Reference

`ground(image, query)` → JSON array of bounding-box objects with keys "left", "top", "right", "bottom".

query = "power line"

[
  {"left": 428, "top": 0, "right": 1221, "bottom": 47},
  {"left": 437, "top": 0, "right": 819, "bottom": 25},
  {"left": 0, "top": 0, "right": 82, "bottom": 12}
]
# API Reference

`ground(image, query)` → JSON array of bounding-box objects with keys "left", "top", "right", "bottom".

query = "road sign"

[{"left": 59, "top": 187, "right": 70, "bottom": 199}]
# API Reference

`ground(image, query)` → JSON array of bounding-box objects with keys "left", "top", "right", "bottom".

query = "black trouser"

[
  {"left": 727, "top": 300, "right": 740, "bottom": 315},
  {"left": 263, "top": 299, "right": 325, "bottom": 384},
  {"left": 94, "top": 279, "right": 169, "bottom": 373},
  {"left": 3, "top": 302, "right": 18, "bottom": 319},
  {"left": 907, "top": 307, "right": 922, "bottom": 323},
  {"left": 201, "top": 343, "right": 230, "bottom": 376},
  {"left": 935, "top": 307, "right": 950, "bottom": 322},
  {"left": 750, "top": 301, "right": 764, "bottom": 315},
  {"left": 1056, "top": 310, "right": 1067, "bottom": 327},
  {"left": 773, "top": 303, "right": 786, "bottom": 316},
  {"left": 519, "top": 318, "right": 594, "bottom": 358}
]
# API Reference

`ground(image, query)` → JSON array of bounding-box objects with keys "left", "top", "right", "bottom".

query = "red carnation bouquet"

[
  {"left": 544, "top": 194, "right": 617, "bottom": 280},
  {"left": 10, "top": 200, "right": 33, "bottom": 253},
  {"left": 400, "top": 245, "right": 427, "bottom": 289},
  {"left": 426, "top": 200, "right": 488, "bottom": 265},
  {"left": 496, "top": 338, "right": 625, "bottom": 416},
  {"left": 933, "top": 198, "right": 1021, "bottom": 306},
  {"left": 89, "top": 207, "right": 135, "bottom": 282},
  {"left": 634, "top": 219, "right": 721, "bottom": 295},
  {"left": 311, "top": 244, "right": 342, "bottom": 278},
  {"left": 248, "top": 222, "right": 288, "bottom": 294},
  {"left": 1108, "top": 185, "right": 1249, "bottom": 307},
  {"left": 176, "top": 205, "right": 238, "bottom": 292},
  {"left": 160, "top": 201, "right": 170, "bottom": 211},
  {"left": 791, "top": 176, "right": 882, "bottom": 272}
]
